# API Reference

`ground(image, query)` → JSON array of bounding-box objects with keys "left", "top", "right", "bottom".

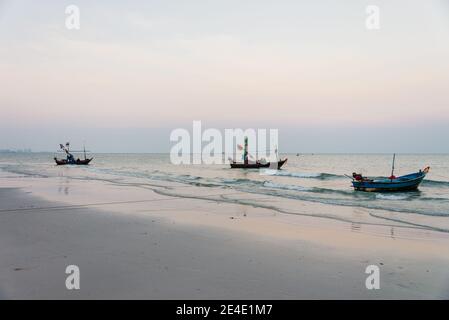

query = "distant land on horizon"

[{"left": 1, "top": 150, "right": 448, "bottom": 155}]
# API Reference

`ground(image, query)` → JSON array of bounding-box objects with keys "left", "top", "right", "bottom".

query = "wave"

[
  {"left": 4, "top": 162, "right": 449, "bottom": 220},
  {"left": 221, "top": 178, "right": 261, "bottom": 185},
  {"left": 247, "top": 187, "right": 449, "bottom": 217},
  {"left": 261, "top": 180, "right": 357, "bottom": 198},
  {"left": 375, "top": 194, "right": 411, "bottom": 201},
  {"left": 0, "top": 164, "right": 49, "bottom": 178},
  {"left": 178, "top": 174, "right": 201, "bottom": 180},
  {"left": 265, "top": 170, "right": 343, "bottom": 180},
  {"left": 150, "top": 187, "right": 449, "bottom": 234},
  {"left": 263, "top": 181, "right": 313, "bottom": 192},
  {"left": 422, "top": 179, "right": 449, "bottom": 188},
  {"left": 89, "top": 169, "right": 449, "bottom": 217},
  {"left": 98, "top": 169, "right": 449, "bottom": 218}
]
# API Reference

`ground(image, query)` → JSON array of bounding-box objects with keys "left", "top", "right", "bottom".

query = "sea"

[{"left": 1, "top": 153, "right": 449, "bottom": 234}]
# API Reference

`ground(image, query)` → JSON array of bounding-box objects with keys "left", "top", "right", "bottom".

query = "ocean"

[{"left": 1, "top": 153, "right": 449, "bottom": 234}]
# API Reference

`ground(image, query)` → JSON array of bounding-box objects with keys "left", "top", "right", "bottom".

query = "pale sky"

[{"left": 0, "top": 0, "right": 448, "bottom": 152}]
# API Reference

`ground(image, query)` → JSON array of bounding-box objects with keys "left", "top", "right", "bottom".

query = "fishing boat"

[
  {"left": 54, "top": 142, "right": 93, "bottom": 165},
  {"left": 229, "top": 136, "right": 287, "bottom": 169},
  {"left": 230, "top": 158, "right": 288, "bottom": 169},
  {"left": 350, "top": 154, "right": 430, "bottom": 192}
]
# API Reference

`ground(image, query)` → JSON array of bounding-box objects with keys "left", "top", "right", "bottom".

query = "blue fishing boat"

[{"left": 350, "top": 154, "right": 430, "bottom": 192}]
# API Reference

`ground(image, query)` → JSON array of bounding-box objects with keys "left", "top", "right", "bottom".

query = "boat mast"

[
  {"left": 243, "top": 136, "right": 248, "bottom": 165},
  {"left": 390, "top": 153, "right": 396, "bottom": 179}
]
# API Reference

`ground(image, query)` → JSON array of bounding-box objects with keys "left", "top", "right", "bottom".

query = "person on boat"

[
  {"left": 243, "top": 137, "right": 249, "bottom": 165},
  {"left": 67, "top": 153, "right": 75, "bottom": 164},
  {"left": 352, "top": 172, "right": 364, "bottom": 181}
]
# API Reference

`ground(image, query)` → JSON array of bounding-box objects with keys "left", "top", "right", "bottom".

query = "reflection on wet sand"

[
  {"left": 351, "top": 222, "right": 361, "bottom": 233},
  {"left": 58, "top": 177, "right": 70, "bottom": 195}
]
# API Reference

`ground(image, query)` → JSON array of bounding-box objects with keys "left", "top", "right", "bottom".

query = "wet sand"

[{"left": 1, "top": 174, "right": 449, "bottom": 299}]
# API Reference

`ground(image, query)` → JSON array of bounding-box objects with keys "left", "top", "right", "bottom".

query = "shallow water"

[{"left": 1, "top": 153, "right": 449, "bottom": 233}]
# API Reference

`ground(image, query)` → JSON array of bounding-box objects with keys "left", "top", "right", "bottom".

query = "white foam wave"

[
  {"left": 263, "top": 181, "right": 312, "bottom": 192},
  {"left": 376, "top": 194, "right": 410, "bottom": 200}
]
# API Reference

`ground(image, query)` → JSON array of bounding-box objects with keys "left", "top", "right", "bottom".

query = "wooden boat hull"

[
  {"left": 352, "top": 170, "right": 427, "bottom": 192},
  {"left": 54, "top": 158, "right": 93, "bottom": 165},
  {"left": 230, "top": 158, "right": 287, "bottom": 169}
]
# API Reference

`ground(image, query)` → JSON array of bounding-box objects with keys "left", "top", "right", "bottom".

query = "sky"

[{"left": 0, "top": 0, "right": 448, "bottom": 153}]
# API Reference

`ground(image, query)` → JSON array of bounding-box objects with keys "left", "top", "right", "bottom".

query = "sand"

[{"left": 1, "top": 173, "right": 449, "bottom": 299}]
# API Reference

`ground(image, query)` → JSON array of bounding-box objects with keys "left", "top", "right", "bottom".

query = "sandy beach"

[{"left": 1, "top": 168, "right": 449, "bottom": 299}]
